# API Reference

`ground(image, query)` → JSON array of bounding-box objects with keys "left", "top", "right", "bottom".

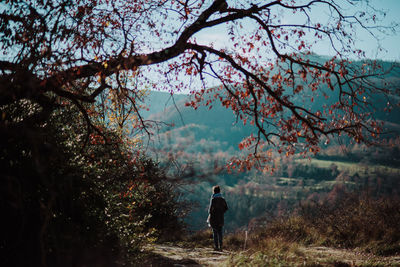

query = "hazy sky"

[
  {"left": 194, "top": 0, "right": 400, "bottom": 62},
  {"left": 346, "top": 0, "right": 400, "bottom": 61}
]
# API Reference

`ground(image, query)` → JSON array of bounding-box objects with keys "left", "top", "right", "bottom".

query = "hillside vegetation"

[{"left": 141, "top": 66, "right": 400, "bottom": 231}]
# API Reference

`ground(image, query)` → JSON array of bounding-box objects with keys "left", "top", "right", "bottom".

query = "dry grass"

[
  {"left": 178, "top": 228, "right": 214, "bottom": 248},
  {"left": 291, "top": 194, "right": 400, "bottom": 254},
  {"left": 222, "top": 235, "right": 400, "bottom": 267},
  {"left": 220, "top": 193, "right": 400, "bottom": 266}
]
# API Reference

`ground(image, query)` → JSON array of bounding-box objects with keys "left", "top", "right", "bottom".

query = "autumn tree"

[{"left": 1, "top": 0, "right": 399, "bottom": 169}]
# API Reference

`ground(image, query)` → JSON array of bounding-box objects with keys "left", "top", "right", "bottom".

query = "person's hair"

[{"left": 213, "top": 185, "right": 220, "bottom": 194}]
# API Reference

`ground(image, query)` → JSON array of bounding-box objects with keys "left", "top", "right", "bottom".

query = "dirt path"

[{"left": 145, "top": 244, "right": 230, "bottom": 266}]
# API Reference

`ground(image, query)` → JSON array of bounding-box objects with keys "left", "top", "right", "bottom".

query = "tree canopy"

[{"left": 1, "top": 0, "right": 399, "bottom": 170}]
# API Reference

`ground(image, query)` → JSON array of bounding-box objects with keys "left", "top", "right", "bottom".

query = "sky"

[
  {"left": 194, "top": 0, "right": 400, "bottom": 62},
  {"left": 343, "top": 0, "right": 400, "bottom": 61}
]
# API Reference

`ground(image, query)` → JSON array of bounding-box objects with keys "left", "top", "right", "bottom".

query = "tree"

[{"left": 1, "top": 0, "right": 398, "bottom": 170}]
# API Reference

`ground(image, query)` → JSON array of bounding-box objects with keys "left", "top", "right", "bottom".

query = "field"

[{"left": 296, "top": 159, "right": 400, "bottom": 176}]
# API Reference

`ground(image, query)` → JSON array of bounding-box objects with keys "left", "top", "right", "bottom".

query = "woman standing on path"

[{"left": 208, "top": 185, "right": 228, "bottom": 251}]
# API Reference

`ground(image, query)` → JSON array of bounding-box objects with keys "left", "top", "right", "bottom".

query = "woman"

[{"left": 208, "top": 185, "right": 228, "bottom": 251}]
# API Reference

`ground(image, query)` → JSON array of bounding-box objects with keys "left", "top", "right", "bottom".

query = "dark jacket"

[{"left": 208, "top": 193, "right": 228, "bottom": 228}]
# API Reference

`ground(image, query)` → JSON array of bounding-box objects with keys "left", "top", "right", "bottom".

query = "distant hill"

[
  {"left": 140, "top": 91, "right": 187, "bottom": 119},
  {"left": 142, "top": 90, "right": 256, "bottom": 152}
]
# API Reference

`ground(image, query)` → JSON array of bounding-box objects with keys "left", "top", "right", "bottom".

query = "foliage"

[
  {"left": 1, "top": 100, "right": 115, "bottom": 266},
  {"left": 0, "top": 101, "right": 184, "bottom": 266},
  {"left": 105, "top": 157, "right": 186, "bottom": 245}
]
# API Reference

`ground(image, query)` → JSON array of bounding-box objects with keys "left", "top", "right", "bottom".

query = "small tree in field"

[{"left": 1, "top": 0, "right": 398, "bottom": 168}]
